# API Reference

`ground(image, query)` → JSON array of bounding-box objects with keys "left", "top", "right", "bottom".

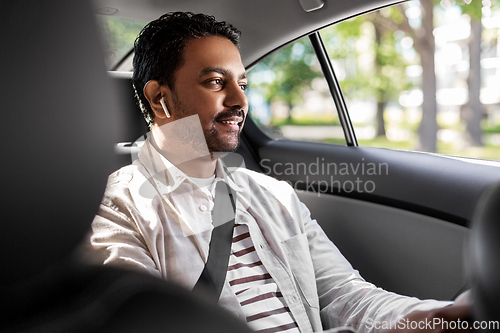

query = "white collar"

[{"left": 138, "top": 134, "right": 243, "bottom": 194}]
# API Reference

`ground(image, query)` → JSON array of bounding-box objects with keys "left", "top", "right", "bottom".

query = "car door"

[
  {"left": 240, "top": 117, "right": 500, "bottom": 301},
  {"left": 235, "top": 6, "right": 500, "bottom": 302}
]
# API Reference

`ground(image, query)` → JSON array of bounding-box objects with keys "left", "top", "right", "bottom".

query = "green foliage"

[
  {"left": 247, "top": 1, "right": 500, "bottom": 161},
  {"left": 374, "top": 24, "right": 412, "bottom": 102},
  {"left": 321, "top": 16, "right": 363, "bottom": 61},
  {"left": 459, "top": 0, "right": 483, "bottom": 20},
  {"left": 272, "top": 115, "right": 340, "bottom": 126},
  {"left": 249, "top": 38, "right": 322, "bottom": 106},
  {"left": 248, "top": 8, "right": 413, "bottom": 129},
  {"left": 323, "top": 11, "right": 412, "bottom": 102},
  {"left": 484, "top": 124, "right": 500, "bottom": 134}
]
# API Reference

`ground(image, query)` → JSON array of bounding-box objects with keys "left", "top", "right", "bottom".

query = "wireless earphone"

[{"left": 159, "top": 97, "right": 171, "bottom": 118}]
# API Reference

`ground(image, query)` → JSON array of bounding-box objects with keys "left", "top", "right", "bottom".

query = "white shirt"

[{"left": 90, "top": 137, "right": 451, "bottom": 333}]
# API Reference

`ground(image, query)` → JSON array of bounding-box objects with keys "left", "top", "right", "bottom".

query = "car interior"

[
  {"left": 0, "top": 1, "right": 253, "bottom": 332},
  {"left": 468, "top": 182, "right": 500, "bottom": 326},
  {"left": 102, "top": 0, "right": 500, "bottom": 301},
  {"left": 2, "top": 0, "right": 499, "bottom": 331}
]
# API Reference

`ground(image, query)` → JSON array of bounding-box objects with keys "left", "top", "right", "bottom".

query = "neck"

[
  {"left": 175, "top": 155, "right": 217, "bottom": 178},
  {"left": 151, "top": 123, "right": 217, "bottom": 178}
]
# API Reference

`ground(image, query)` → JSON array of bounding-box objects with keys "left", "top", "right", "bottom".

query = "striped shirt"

[{"left": 227, "top": 223, "right": 300, "bottom": 333}]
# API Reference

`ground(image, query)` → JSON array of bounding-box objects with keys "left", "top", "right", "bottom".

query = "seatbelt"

[{"left": 192, "top": 181, "right": 236, "bottom": 301}]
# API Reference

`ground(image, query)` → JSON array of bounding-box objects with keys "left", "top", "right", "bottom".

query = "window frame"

[{"left": 309, "top": 32, "right": 358, "bottom": 147}]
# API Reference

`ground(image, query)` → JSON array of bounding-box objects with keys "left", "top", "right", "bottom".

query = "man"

[{"left": 90, "top": 12, "right": 472, "bottom": 333}]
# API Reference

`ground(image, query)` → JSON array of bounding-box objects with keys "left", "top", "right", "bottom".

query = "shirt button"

[
  {"left": 289, "top": 295, "right": 298, "bottom": 304},
  {"left": 199, "top": 205, "right": 208, "bottom": 212}
]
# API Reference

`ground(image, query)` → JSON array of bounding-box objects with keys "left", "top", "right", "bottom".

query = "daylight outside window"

[
  {"left": 96, "top": 1, "right": 500, "bottom": 162},
  {"left": 248, "top": 0, "right": 500, "bottom": 162}
]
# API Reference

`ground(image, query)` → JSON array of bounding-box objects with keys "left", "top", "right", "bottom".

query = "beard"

[
  {"left": 171, "top": 92, "right": 244, "bottom": 153},
  {"left": 204, "top": 127, "right": 240, "bottom": 152},
  {"left": 204, "top": 109, "right": 244, "bottom": 152}
]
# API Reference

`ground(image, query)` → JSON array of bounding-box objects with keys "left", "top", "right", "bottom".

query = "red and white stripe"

[{"left": 227, "top": 224, "right": 299, "bottom": 333}]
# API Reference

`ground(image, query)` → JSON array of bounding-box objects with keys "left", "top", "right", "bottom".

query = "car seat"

[
  {"left": 0, "top": 1, "right": 252, "bottom": 332},
  {"left": 468, "top": 182, "right": 500, "bottom": 331}
]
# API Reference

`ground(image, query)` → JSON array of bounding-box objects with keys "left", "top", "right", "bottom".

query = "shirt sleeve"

[
  {"left": 89, "top": 199, "right": 163, "bottom": 279},
  {"left": 86, "top": 167, "right": 166, "bottom": 280},
  {"left": 299, "top": 199, "right": 452, "bottom": 333}
]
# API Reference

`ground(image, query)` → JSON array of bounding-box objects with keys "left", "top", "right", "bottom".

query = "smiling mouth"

[
  {"left": 216, "top": 119, "right": 243, "bottom": 131},
  {"left": 215, "top": 110, "right": 245, "bottom": 129},
  {"left": 220, "top": 120, "right": 240, "bottom": 125}
]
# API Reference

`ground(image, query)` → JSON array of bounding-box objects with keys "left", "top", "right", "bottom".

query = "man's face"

[{"left": 168, "top": 36, "right": 248, "bottom": 153}]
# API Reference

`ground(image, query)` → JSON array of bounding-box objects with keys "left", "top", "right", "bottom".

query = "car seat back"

[
  {"left": 468, "top": 182, "right": 500, "bottom": 331},
  {"left": 0, "top": 0, "right": 116, "bottom": 285},
  {"left": 0, "top": 1, "right": 252, "bottom": 332}
]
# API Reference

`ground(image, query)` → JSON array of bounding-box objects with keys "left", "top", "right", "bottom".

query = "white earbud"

[{"left": 159, "top": 97, "right": 171, "bottom": 118}]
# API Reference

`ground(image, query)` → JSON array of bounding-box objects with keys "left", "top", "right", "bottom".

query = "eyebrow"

[{"left": 200, "top": 67, "right": 247, "bottom": 80}]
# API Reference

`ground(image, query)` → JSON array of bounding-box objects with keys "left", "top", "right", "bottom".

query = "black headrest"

[
  {"left": 108, "top": 73, "right": 149, "bottom": 143},
  {"left": 0, "top": 1, "right": 116, "bottom": 284},
  {"left": 468, "top": 182, "right": 500, "bottom": 329}
]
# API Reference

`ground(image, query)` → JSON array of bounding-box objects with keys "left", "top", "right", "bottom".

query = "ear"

[{"left": 143, "top": 80, "right": 170, "bottom": 119}]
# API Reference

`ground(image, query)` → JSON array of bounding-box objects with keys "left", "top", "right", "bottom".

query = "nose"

[{"left": 224, "top": 81, "right": 248, "bottom": 112}]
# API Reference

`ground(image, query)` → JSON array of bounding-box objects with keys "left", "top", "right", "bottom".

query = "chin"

[
  {"left": 209, "top": 144, "right": 239, "bottom": 153},
  {"left": 205, "top": 133, "right": 240, "bottom": 153}
]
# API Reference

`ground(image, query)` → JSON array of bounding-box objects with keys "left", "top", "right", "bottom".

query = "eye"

[
  {"left": 240, "top": 83, "right": 248, "bottom": 91},
  {"left": 205, "top": 78, "right": 224, "bottom": 91},
  {"left": 211, "top": 78, "right": 223, "bottom": 87}
]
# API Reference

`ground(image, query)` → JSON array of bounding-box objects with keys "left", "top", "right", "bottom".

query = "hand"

[{"left": 384, "top": 305, "right": 476, "bottom": 333}]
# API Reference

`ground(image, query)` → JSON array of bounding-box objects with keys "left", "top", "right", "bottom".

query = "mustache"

[{"left": 214, "top": 108, "right": 245, "bottom": 122}]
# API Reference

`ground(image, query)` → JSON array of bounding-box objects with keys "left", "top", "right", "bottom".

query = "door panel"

[
  {"left": 299, "top": 191, "right": 468, "bottom": 300},
  {"left": 240, "top": 118, "right": 500, "bottom": 299},
  {"left": 256, "top": 137, "right": 500, "bottom": 226}
]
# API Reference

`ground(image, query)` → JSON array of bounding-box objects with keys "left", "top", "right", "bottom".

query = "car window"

[
  {"left": 249, "top": 0, "right": 500, "bottom": 161},
  {"left": 248, "top": 37, "right": 342, "bottom": 142},
  {"left": 96, "top": 15, "right": 145, "bottom": 70}
]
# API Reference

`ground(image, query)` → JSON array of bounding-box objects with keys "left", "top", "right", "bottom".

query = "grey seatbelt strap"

[{"left": 192, "top": 181, "right": 236, "bottom": 300}]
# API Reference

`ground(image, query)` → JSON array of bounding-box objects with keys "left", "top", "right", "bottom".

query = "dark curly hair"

[{"left": 132, "top": 12, "right": 241, "bottom": 127}]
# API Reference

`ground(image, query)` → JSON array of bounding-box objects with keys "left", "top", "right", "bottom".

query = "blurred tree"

[
  {"left": 415, "top": 0, "right": 439, "bottom": 152},
  {"left": 252, "top": 12, "right": 411, "bottom": 135},
  {"left": 389, "top": 0, "right": 439, "bottom": 152},
  {"left": 371, "top": 10, "right": 413, "bottom": 137},
  {"left": 372, "top": 0, "right": 491, "bottom": 151},
  {"left": 250, "top": 39, "right": 322, "bottom": 123},
  {"left": 249, "top": 0, "right": 495, "bottom": 151},
  {"left": 324, "top": 11, "right": 411, "bottom": 138},
  {"left": 461, "top": 0, "right": 484, "bottom": 146},
  {"left": 369, "top": 0, "right": 438, "bottom": 152}
]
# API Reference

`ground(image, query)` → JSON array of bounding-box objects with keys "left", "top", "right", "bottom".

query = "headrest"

[
  {"left": 468, "top": 182, "right": 500, "bottom": 328},
  {"left": 0, "top": 1, "right": 116, "bottom": 284}
]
